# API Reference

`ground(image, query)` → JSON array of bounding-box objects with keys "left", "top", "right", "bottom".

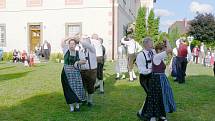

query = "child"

[
  {"left": 22, "top": 50, "right": 29, "bottom": 67},
  {"left": 29, "top": 51, "right": 35, "bottom": 67}
]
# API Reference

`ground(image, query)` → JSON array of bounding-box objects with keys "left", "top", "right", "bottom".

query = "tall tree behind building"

[{"left": 135, "top": 7, "right": 146, "bottom": 42}]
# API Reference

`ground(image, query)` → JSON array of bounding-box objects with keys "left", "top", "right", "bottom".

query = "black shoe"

[
  {"left": 133, "top": 78, "right": 137, "bottom": 80},
  {"left": 100, "top": 91, "right": 104, "bottom": 94},
  {"left": 75, "top": 108, "right": 80, "bottom": 112},
  {"left": 95, "top": 85, "right": 100, "bottom": 90},
  {"left": 82, "top": 101, "right": 87, "bottom": 106},
  {"left": 115, "top": 77, "right": 120, "bottom": 80},
  {"left": 87, "top": 102, "right": 93, "bottom": 107}
]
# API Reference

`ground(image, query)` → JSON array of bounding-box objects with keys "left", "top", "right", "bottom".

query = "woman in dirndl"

[
  {"left": 151, "top": 40, "right": 176, "bottom": 121},
  {"left": 169, "top": 47, "right": 178, "bottom": 81},
  {"left": 61, "top": 37, "right": 86, "bottom": 112},
  {"left": 115, "top": 43, "right": 128, "bottom": 80}
]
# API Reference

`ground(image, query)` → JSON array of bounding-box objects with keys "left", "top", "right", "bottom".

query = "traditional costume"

[
  {"left": 91, "top": 38, "right": 105, "bottom": 93},
  {"left": 115, "top": 44, "right": 128, "bottom": 80},
  {"left": 80, "top": 39, "right": 97, "bottom": 106},
  {"left": 121, "top": 37, "right": 142, "bottom": 81},
  {"left": 61, "top": 47, "right": 86, "bottom": 111}
]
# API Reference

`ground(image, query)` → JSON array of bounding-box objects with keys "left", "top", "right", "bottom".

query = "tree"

[
  {"left": 168, "top": 27, "right": 180, "bottom": 47},
  {"left": 147, "top": 9, "right": 155, "bottom": 37},
  {"left": 189, "top": 13, "right": 215, "bottom": 44},
  {"left": 154, "top": 17, "right": 160, "bottom": 36},
  {"left": 147, "top": 10, "right": 160, "bottom": 43},
  {"left": 135, "top": 7, "right": 146, "bottom": 42}
]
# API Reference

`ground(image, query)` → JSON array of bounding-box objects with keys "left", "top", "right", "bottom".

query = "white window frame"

[
  {"left": 0, "top": 24, "right": 6, "bottom": 47},
  {"left": 65, "top": 23, "right": 82, "bottom": 37}
]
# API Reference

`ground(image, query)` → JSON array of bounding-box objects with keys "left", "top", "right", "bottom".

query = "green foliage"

[
  {"left": 2, "top": 52, "right": 13, "bottom": 61},
  {"left": 189, "top": 13, "right": 215, "bottom": 44},
  {"left": 168, "top": 27, "right": 180, "bottom": 47},
  {"left": 147, "top": 9, "right": 155, "bottom": 36},
  {"left": 147, "top": 10, "right": 160, "bottom": 43},
  {"left": 191, "top": 39, "right": 201, "bottom": 46},
  {"left": 135, "top": 7, "right": 146, "bottom": 42},
  {"left": 135, "top": 8, "right": 160, "bottom": 44},
  {"left": 50, "top": 53, "right": 64, "bottom": 63}
]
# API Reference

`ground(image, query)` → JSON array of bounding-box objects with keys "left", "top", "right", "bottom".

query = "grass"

[{"left": 0, "top": 62, "right": 214, "bottom": 121}]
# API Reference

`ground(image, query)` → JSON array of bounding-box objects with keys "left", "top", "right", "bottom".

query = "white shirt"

[
  {"left": 91, "top": 39, "right": 103, "bottom": 57},
  {"left": 176, "top": 39, "right": 180, "bottom": 48},
  {"left": 153, "top": 51, "right": 167, "bottom": 65},
  {"left": 121, "top": 37, "right": 142, "bottom": 54},
  {"left": 117, "top": 45, "right": 127, "bottom": 58},
  {"left": 44, "top": 43, "right": 48, "bottom": 50},
  {"left": 187, "top": 46, "right": 192, "bottom": 61},
  {"left": 200, "top": 45, "right": 204, "bottom": 52},
  {"left": 79, "top": 40, "right": 97, "bottom": 70},
  {"left": 136, "top": 49, "right": 155, "bottom": 75},
  {"left": 173, "top": 48, "right": 178, "bottom": 56}
]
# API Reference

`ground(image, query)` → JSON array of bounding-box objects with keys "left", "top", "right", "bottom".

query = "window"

[
  {"left": 65, "top": 0, "right": 83, "bottom": 5},
  {"left": 0, "top": 24, "right": 6, "bottom": 47},
  {"left": 65, "top": 23, "right": 82, "bottom": 37},
  {"left": 26, "top": 0, "right": 42, "bottom": 7},
  {"left": 123, "top": 25, "right": 127, "bottom": 36},
  {"left": 0, "top": 0, "right": 5, "bottom": 9}
]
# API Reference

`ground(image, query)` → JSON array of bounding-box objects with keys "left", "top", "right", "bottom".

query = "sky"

[{"left": 154, "top": 0, "right": 215, "bottom": 32}]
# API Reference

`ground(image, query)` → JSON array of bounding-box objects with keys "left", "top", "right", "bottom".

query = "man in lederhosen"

[
  {"left": 79, "top": 36, "right": 97, "bottom": 107},
  {"left": 91, "top": 34, "right": 105, "bottom": 94},
  {"left": 121, "top": 29, "right": 142, "bottom": 82},
  {"left": 136, "top": 37, "right": 156, "bottom": 121}
]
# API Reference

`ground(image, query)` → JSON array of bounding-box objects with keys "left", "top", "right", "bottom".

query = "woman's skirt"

[
  {"left": 115, "top": 57, "right": 128, "bottom": 73},
  {"left": 171, "top": 57, "right": 177, "bottom": 77},
  {"left": 61, "top": 65, "right": 86, "bottom": 104},
  {"left": 97, "top": 56, "right": 104, "bottom": 80},
  {"left": 141, "top": 75, "right": 166, "bottom": 119},
  {"left": 155, "top": 73, "right": 176, "bottom": 113}
]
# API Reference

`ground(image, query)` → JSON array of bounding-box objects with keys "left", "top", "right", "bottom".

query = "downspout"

[{"left": 112, "top": 0, "right": 115, "bottom": 60}]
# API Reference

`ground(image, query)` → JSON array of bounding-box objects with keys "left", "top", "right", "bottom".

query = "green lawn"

[{"left": 0, "top": 62, "right": 214, "bottom": 121}]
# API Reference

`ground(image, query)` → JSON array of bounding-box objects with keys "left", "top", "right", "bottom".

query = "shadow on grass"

[
  {"left": 0, "top": 73, "right": 214, "bottom": 121},
  {"left": 0, "top": 66, "right": 16, "bottom": 70},
  {"left": 0, "top": 93, "right": 67, "bottom": 121},
  {"left": 0, "top": 71, "right": 34, "bottom": 81}
]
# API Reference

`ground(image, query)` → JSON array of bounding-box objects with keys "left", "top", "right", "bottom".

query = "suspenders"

[
  {"left": 84, "top": 49, "right": 91, "bottom": 70},
  {"left": 142, "top": 51, "right": 152, "bottom": 69}
]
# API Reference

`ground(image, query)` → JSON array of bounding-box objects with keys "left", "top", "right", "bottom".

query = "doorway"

[{"left": 28, "top": 23, "right": 42, "bottom": 52}]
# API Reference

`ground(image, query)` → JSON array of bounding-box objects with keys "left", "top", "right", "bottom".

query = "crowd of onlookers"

[
  {"left": 191, "top": 43, "right": 215, "bottom": 67},
  {"left": 0, "top": 40, "right": 51, "bottom": 67}
]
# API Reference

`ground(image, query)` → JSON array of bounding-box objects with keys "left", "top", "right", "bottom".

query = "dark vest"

[
  {"left": 152, "top": 61, "right": 166, "bottom": 73},
  {"left": 64, "top": 50, "right": 79, "bottom": 65}
]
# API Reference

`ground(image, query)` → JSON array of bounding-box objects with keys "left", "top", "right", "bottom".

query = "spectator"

[
  {"left": 192, "top": 46, "right": 200, "bottom": 64},
  {"left": 13, "top": 49, "right": 19, "bottom": 63},
  {"left": 176, "top": 39, "right": 188, "bottom": 84},
  {"left": 42, "top": 40, "right": 51, "bottom": 61}
]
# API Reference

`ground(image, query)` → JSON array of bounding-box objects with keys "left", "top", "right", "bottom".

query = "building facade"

[
  {"left": 0, "top": 0, "right": 154, "bottom": 59},
  {"left": 168, "top": 19, "right": 191, "bottom": 35}
]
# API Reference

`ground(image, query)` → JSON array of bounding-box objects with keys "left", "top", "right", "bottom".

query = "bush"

[
  {"left": 2, "top": 52, "right": 13, "bottom": 61},
  {"left": 50, "top": 52, "right": 64, "bottom": 63},
  {"left": 191, "top": 40, "right": 201, "bottom": 47}
]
